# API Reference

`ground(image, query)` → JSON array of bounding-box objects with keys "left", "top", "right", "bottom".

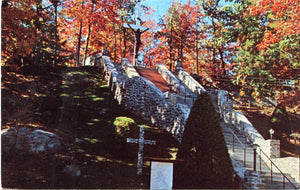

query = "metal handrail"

[
  {"left": 229, "top": 128, "right": 246, "bottom": 149},
  {"left": 229, "top": 128, "right": 247, "bottom": 167},
  {"left": 229, "top": 127, "right": 298, "bottom": 189},
  {"left": 258, "top": 147, "right": 298, "bottom": 189}
]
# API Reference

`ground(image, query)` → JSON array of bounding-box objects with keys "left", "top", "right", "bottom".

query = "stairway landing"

[{"left": 135, "top": 67, "right": 170, "bottom": 93}]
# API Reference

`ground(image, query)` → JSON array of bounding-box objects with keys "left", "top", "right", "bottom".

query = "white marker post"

[
  {"left": 269, "top": 128, "right": 274, "bottom": 139},
  {"left": 150, "top": 161, "right": 173, "bottom": 190},
  {"left": 127, "top": 126, "right": 156, "bottom": 175}
]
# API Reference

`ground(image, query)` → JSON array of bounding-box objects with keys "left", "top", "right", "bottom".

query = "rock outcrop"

[{"left": 2, "top": 126, "right": 62, "bottom": 155}]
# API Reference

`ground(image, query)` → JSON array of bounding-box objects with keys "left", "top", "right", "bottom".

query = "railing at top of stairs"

[
  {"left": 229, "top": 127, "right": 298, "bottom": 189},
  {"left": 257, "top": 147, "right": 298, "bottom": 189}
]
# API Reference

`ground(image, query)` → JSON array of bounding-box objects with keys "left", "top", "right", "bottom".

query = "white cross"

[{"left": 127, "top": 126, "right": 156, "bottom": 175}]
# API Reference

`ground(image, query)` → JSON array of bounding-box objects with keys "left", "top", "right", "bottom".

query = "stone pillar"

[
  {"left": 269, "top": 140, "right": 280, "bottom": 159},
  {"left": 222, "top": 101, "right": 233, "bottom": 125},
  {"left": 217, "top": 90, "right": 228, "bottom": 119},
  {"left": 260, "top": 139, "right": 280, "bottom": 159}
]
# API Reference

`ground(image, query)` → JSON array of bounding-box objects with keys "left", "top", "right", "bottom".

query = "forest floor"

[{"left": 1, "top": 65, "right": 179, "bottom": 189}]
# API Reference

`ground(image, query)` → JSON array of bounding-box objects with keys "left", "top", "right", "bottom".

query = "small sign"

[{"left": 150, "top": 161, "right": 173, "bottom": 190}]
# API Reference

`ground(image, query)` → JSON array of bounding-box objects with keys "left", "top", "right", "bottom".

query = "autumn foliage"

[{"left": 1, "top": 0, "right": 299, "bottom": 106}]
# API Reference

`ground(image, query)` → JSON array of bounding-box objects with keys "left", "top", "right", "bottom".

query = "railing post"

[
  {"left": 258, "top": 146, "right": 297, "bottom": 189},
  {"left": 253, "top": 148, "right": 257, "bottom": 171},
  {"left": 244, "top": 148, "right": 246, "bottom": 167},
  {"left": 271, "top": 161, "right": 273, "bottom": 183},
  {"left": 232, "top": 134, "right": 235, "bottom": 152},
  {"left": 260, "top": 148, "right": 262, "bottom": 172}
]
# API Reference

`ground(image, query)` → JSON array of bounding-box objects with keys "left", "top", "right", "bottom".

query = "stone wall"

[
  {"left": 259, "top": 140, "right": 280, "bottom": 159},
  {"left": 156, "top": 63, "right": 186, "bottom": 95},
  {"left": 156, "top": 63, "right": 208, "bottom": 108},
  {"left": 214, "top": 90, "right": 281, "bottom": 159},
  {"left": 122, "top": 76, "right": 185, "bottom": 140},
  {"left": 244, "top": 170, "right": 266, "bottom": 189},
  {"left": 97, "top": 56, "right": 120, "bottom": 88},
  {"left": 121, "top": 58, "right": 140, "bottom": 78},
  {"left": 92, "top": 55, "right": 187, "bottom": 141},
  {"left": 175, "top": 67, "right": 206, "bottom": 96}
]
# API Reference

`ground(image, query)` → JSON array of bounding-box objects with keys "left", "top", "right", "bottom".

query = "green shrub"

[
  {"left": 113, "top": 116, "right": 136, "bottom": 137},
  {"left": 175, "top": 92, "right": 234, "bottom": 189},
  {"left": 270, "top": 104, "right": 290, "bottom": 135}
]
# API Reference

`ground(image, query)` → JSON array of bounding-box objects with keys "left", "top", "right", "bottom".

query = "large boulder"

[
  {"left": 2, "top": 127, "right": 62, "bottom": 155},
  {"left": 63, "top": 164, "right": 81, "bottom": 177}
]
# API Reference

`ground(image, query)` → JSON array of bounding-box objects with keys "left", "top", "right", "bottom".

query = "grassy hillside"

[
  {"left": 1, "top": 65, "right": 179, "bottom": 189},
  {"left": 2, "top": 65, "right": 237, "bottom": 189}
]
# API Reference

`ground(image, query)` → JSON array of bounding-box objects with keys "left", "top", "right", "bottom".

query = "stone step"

[
  {"left": 224, "top": 137, "right": 250, "bottom": 145},
  {"left": 222, "top": 129, "right": 249, "bottom": 139},
  {"left": 223, "top": 136, "right": 252, "bottom": 148}
]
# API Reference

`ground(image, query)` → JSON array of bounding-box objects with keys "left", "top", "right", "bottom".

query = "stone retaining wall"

[
  {"left": 175, "top": 68, "right": 206, "bottom": 96},
  {"left": 97, "top": 56, "right": 119, "bottom": 88},
  {"left": 122, "top": 76, "right": 185, "bottom": 140},
  {"left": 121, "top": 58, "right": 140, "bottom": 78},
  {"left": 90, "top": 54, "right": 286, "bottom": 186},
  {"left": 259, "top": 139, "right": 280, "bottom": 159},
  {"left": 214, "top": 89, "right": 280, "bottom": 159},
  {"left": 156, "top": 63, "right": 186, "bottom": 95},
  {"left": 92, "top": 55, "right": 187, "bottom": 141},
  {"left": 244, "top": 170, "right": 266, "bottom": 189}
]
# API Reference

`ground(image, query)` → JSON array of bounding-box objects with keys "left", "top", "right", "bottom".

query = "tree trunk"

[
  {"left": 169, "top": 26, "right": 173, "bottom": 71},
  {"left": 148, "top": 50, "right": 151, "bottom": 68},
  {"left": 195, "top": 22, "right": 200, "bottom": 74},
  {"left": 169, "top": 0, "right": 175, "bottom": 71},
  {"left": 33, "top": 0, "right": 43, "bottom": 64},
  {"left": 212, "top": 48, "right": 216, "bottom": 67},
  {"left": 114, "top": 24, "right": 117, "bottom": 63},
  {"left": 196, "top": 38, "right": 199, "bottom": 74},
  {"left": 123, "top": 27, "right": 127, "bottom": 58},
  {"left": 76, "top": 20, "right": 83, "bottom": 67},
  {"left": 83, "top": 22, "right": 91, "bottom": 66},
  {"left": 211, "top": 17, "right": 217, "bottom": 74},
  {"left": 218, "top": 47, "right": 226, "bottom": 75},
  {"left": 134, "top": 36, "right": 139, "bottom": 66},
  {"left": 83, "top": 1, "right": 95, "bottom": 66},
  {"left": 54, "top": 3, "right": 58, "bottom": 65},
  {"left": 76, "top": 2, "right": 84, "bottom": 67},
  {"left": 180, "top": 42, "right": 183, "bottom": 61}
]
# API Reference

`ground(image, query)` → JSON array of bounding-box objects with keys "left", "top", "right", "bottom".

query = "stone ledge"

[
  {"left": 176, "top": 68, "right": 206, "bottom": 96},
  {"left": 156, "top": 63, "right": 185, "bottom": 95},
  {"left": 121, "top": 58, "right": 140, "bottom": 78},
  {"left": 90, "top": 55, "right": 188, "bottom": 142}
]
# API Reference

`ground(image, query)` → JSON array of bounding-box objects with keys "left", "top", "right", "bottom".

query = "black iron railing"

[
  {"left": 257, "top": 147, "right": 298, "bottom": 189},
  {"left": 230, "top": 127, "right": 298, "bottom": 189},
  {"left": 229, "top": 128, "right": 247, "bottom": 167}
]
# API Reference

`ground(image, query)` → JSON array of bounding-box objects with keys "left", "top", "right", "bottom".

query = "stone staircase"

[{"left": 221, "top": 123, "right": 299, "bottom": 189}]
